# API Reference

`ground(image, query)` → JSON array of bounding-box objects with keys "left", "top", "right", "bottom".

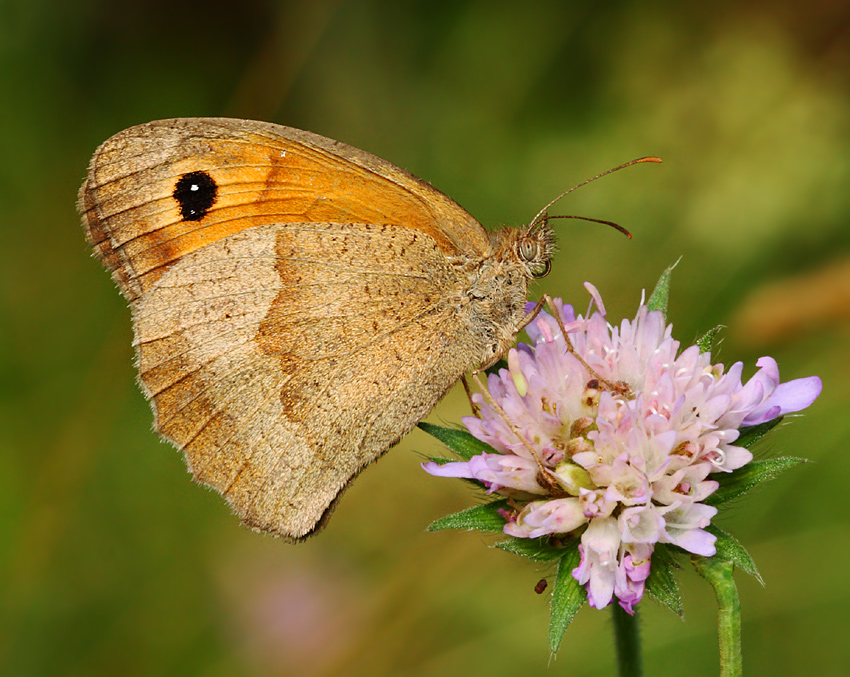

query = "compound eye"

[{"left": 519, "top": 238, "right": 537, "bottom": 262}]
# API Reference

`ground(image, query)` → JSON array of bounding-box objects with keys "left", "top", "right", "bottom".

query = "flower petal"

[{"left": 741, "top": 375, "right": 823, "bottom": 426}]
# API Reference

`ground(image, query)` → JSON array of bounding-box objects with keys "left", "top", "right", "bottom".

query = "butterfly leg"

[
  {"left": 540, "top": 293, "right": 634, "bottom": 399},
  {"left": 469, "top": 372, "right": 567, "bottom": 496},
  {"left": 460, "top": 374, "right": 481, "bottom": 418},
  {"left": 515, "top": 296, "right": 546, "bottom": 333}
]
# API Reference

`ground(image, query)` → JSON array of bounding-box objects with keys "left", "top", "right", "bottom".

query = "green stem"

[
  {"left": 611, "top": 603, "right": 643, "bottom": 677},
  {"left": 693, "top": 556, "right": 742, "bottom": 677}
]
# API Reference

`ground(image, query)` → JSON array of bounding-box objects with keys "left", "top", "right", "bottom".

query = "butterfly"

[{"left": 78, "top": 117, "right": 560, "bottom": 539}]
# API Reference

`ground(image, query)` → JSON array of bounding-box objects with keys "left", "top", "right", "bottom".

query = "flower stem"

[
  {"left": 693, "top": 556, "right": 742, "bottom": 677},
  {"left": 611, "top": 604, "right": 643, "bottom": 677}
]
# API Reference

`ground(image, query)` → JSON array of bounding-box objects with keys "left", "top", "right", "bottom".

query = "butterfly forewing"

[
  {"left": 79, "top": 118, "right": 491, "bottom": 301},
  {"left": 79, "top": 118, "right": 496, "bottom": 538}
]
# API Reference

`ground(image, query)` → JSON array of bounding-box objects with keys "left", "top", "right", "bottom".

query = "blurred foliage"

[{"left": 1, "top": 1, "right": 849, "bottom": 675}]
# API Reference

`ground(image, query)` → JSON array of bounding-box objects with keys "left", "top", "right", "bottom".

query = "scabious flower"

[{"left": 424, "top": 283, "right": 821, "bottom": 615}]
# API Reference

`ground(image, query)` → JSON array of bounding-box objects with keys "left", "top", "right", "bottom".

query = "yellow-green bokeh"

[{"left": 2, "top": 1, "right": 848, "bottom": 675}]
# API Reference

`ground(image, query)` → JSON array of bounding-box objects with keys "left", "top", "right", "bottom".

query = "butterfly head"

[{"left": 515, "top": 219, "right": 557, "bottom": 279}]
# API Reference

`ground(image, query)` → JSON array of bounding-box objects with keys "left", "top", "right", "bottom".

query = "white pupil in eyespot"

[{"left": 190, "top": 184, "right": 199, "bottom": 191}]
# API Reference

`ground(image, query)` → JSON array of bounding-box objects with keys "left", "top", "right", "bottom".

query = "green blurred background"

[{"left": 2, "top": 1, "right": 848, "bottom": 675}]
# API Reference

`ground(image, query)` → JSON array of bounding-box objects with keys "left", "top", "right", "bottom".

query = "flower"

[{"left": 424, "top": 283, "right": 821, "bottom": 614}]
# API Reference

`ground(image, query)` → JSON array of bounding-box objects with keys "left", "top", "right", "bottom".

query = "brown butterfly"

[{"left": 78, "top": 117, "right": 563, "bottom": 539}]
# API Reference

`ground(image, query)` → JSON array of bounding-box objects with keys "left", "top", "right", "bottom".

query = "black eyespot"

[{"left": 173, "top": 171, "right": 217, "bottom": 221}]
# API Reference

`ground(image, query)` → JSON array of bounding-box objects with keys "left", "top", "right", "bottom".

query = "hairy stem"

[
  {"left": 693, "top": 556, "right": 742, "bottom": 677},
  {"left": 612, "top": 604, "right": 643, "bottom": 677}
]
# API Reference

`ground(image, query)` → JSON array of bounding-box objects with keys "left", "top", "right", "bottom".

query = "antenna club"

[{"left": 633, "top": 156, "right": 662, "bottom": 165}]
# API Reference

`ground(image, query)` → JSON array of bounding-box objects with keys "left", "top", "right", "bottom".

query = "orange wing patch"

[{"left": 79, "top": 119, "right": 489, "bottom": 303}]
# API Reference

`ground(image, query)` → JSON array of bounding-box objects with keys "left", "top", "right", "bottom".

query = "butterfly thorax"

[{"left": 456, "top": 223, "right": 556, "bottom": 369}]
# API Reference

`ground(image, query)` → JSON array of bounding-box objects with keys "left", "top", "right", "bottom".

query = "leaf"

[
  {"left": 707, "top": 524, "right": 764, "bottom": 585},
  {"left": 494, "top": 536, "right": 570, "bottom": 562},
  {"left": 549, "top": 545, "right": 584, "bottom": 654},
  {"left": 427, "top": 500, "right": 509, "bottom": 533},
  {"left": 646, "top": 260, "right": 679, "bottom": 318},
  {"left": 417, "top": 422, "right": 494, "bottom": 460},
  {"left": 705, "top": 456, "right": 808, "bottom": 506},
  {"left": 645, "top": 544, "right": 684, "bottom": 618},
  {"left": 696, "top": 325, "right": 723, "bottom": 353},
  {"left": 736, "top": 417, "right": 784, "bottom": 449},
  {"left": 425, "top": 456, "right": 454, "bottom": 465}
]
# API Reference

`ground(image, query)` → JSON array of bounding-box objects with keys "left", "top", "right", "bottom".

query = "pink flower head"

[{"left": 424, "top": 283, "right": 821, "bottom": 614}]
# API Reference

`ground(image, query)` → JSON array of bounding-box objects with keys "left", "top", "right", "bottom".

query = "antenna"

[
  {"left": 538, "top": 213, "right": 632, "bottom": 239},
  {"left": 528, "top": 156, "right": 661, "bottom": 233}
]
